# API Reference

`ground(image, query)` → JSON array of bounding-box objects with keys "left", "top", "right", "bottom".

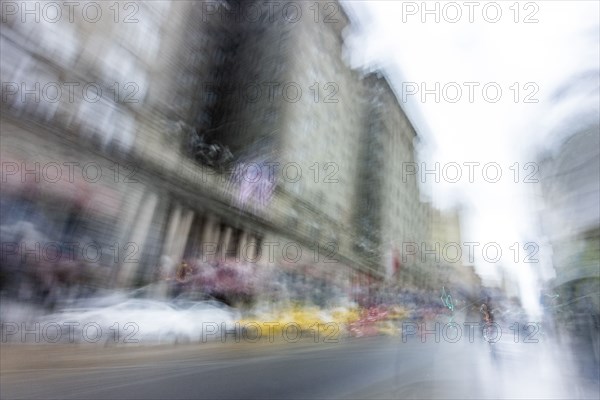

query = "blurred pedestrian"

[
  {"left": 170, "top": 261, "right": 191, "bottom": 298},
  {"left": 176, "top": 261, "right": 192, "bottom": 283},
  {"left": 480, "top": 303, "right": 494, "bottom": 324}
]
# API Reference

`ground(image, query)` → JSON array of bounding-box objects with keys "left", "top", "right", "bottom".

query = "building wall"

[
  {"left": 356, "top": 73, "right": 432, "bottom": 284},
  {"left": 1, "top": 0, "right": 434, "bottom": 293},
  {"left": 539, "top": 127, "right": 600, "bottom": 312}
]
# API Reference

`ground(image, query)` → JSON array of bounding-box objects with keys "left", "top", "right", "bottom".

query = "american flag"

[{"left": 227, "top": 160, "right": 276, "bottom": 213}]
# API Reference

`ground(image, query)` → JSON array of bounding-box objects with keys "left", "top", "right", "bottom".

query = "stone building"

[
  {"left": 1, "top": 0, "right": 435, "bottom": 302},
  {"left": 538, "top": 127, "right": 600, "bottom": 311},
  {"left": 356, "top": 73, "right": 434, "bottom": 287},
  {"left": 428, "top": 207, "right": 482, "bottom": 297},
  {"left": 1, "top": 1, "right": 230, "bottom": 289}
]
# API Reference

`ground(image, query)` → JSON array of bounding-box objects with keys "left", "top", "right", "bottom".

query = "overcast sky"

[{"left": 342, "top": 0, "right": 600, "bottom": 314}]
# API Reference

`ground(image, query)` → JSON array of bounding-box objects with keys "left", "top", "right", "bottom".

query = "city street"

[
  {"left": 0, "top": 1, "right": 598, "bottom": 399},
  {"left": 2, "top": 336, "right": 597, "bottom": 399}
]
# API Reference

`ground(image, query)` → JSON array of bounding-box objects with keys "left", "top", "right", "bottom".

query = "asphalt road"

[{"left": 1, "top": 336, "right": 598, "bottom": 399}]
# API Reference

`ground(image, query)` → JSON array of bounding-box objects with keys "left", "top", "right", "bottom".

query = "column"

[
  {"left": 116, "top": 185, "right": 145, "bottom": 243},
  {"left": 237, "top": 231, "right": 248, "bottom": 262},
  {"left": 108, "top": 185, "right": 145, "bottom": 286},
  {"left": 162, "top": 204, "right": 182, "bottom": 275},
  {"left": 245, "top": 234, "right": 259, "bottom": 264},
  {"left": 171, "top": 208, "right": 194, "bottom": 265},
  {"left": 203, "top": 216, "right": 224, "bottom": 262},
  {"left": 219, "top": 226, "right": 233, "bottom": 261},
  {"left": 116, "top": 191, "right": 159, "bottom": 287}
]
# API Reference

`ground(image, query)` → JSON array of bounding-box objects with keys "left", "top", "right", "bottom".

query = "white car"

[
  {"left": 177, "top": 301, "right": 240, "bottom": 342},
  {"left": 39, "top": 298, "right": 238, "bottom": 345},
  {"left": 39, "top": 299, "right": 179, "bottom": 344}
]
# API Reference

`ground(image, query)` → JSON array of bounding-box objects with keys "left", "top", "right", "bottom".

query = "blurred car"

[
  {"left": 176, "top": 300, "right": 241, "bottom": 342},
  {"left": 39, "top": 298, "right": 238, "bottom": 345},
  {"left": 238, "top": 304, "right": 359, "bottom": 341}
]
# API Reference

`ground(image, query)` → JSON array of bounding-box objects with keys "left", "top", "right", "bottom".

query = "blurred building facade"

[
  {"left": 1, "top": 1, "right": 227, "bottom": 293},
  {"left": 357, "top": 73, "right": 434, "bottom": 288},
  {"left": 421, "top": 207, "right": 482, "bottom": 303},
  {"left": 537, "top": 126, "right": 600, "bottom": 375},
  {"left": 538, "top": 127, "right": 600, "bottom": 312},
  {"left": 1, "top": 0, "right": 452, "bottom": 303}
]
